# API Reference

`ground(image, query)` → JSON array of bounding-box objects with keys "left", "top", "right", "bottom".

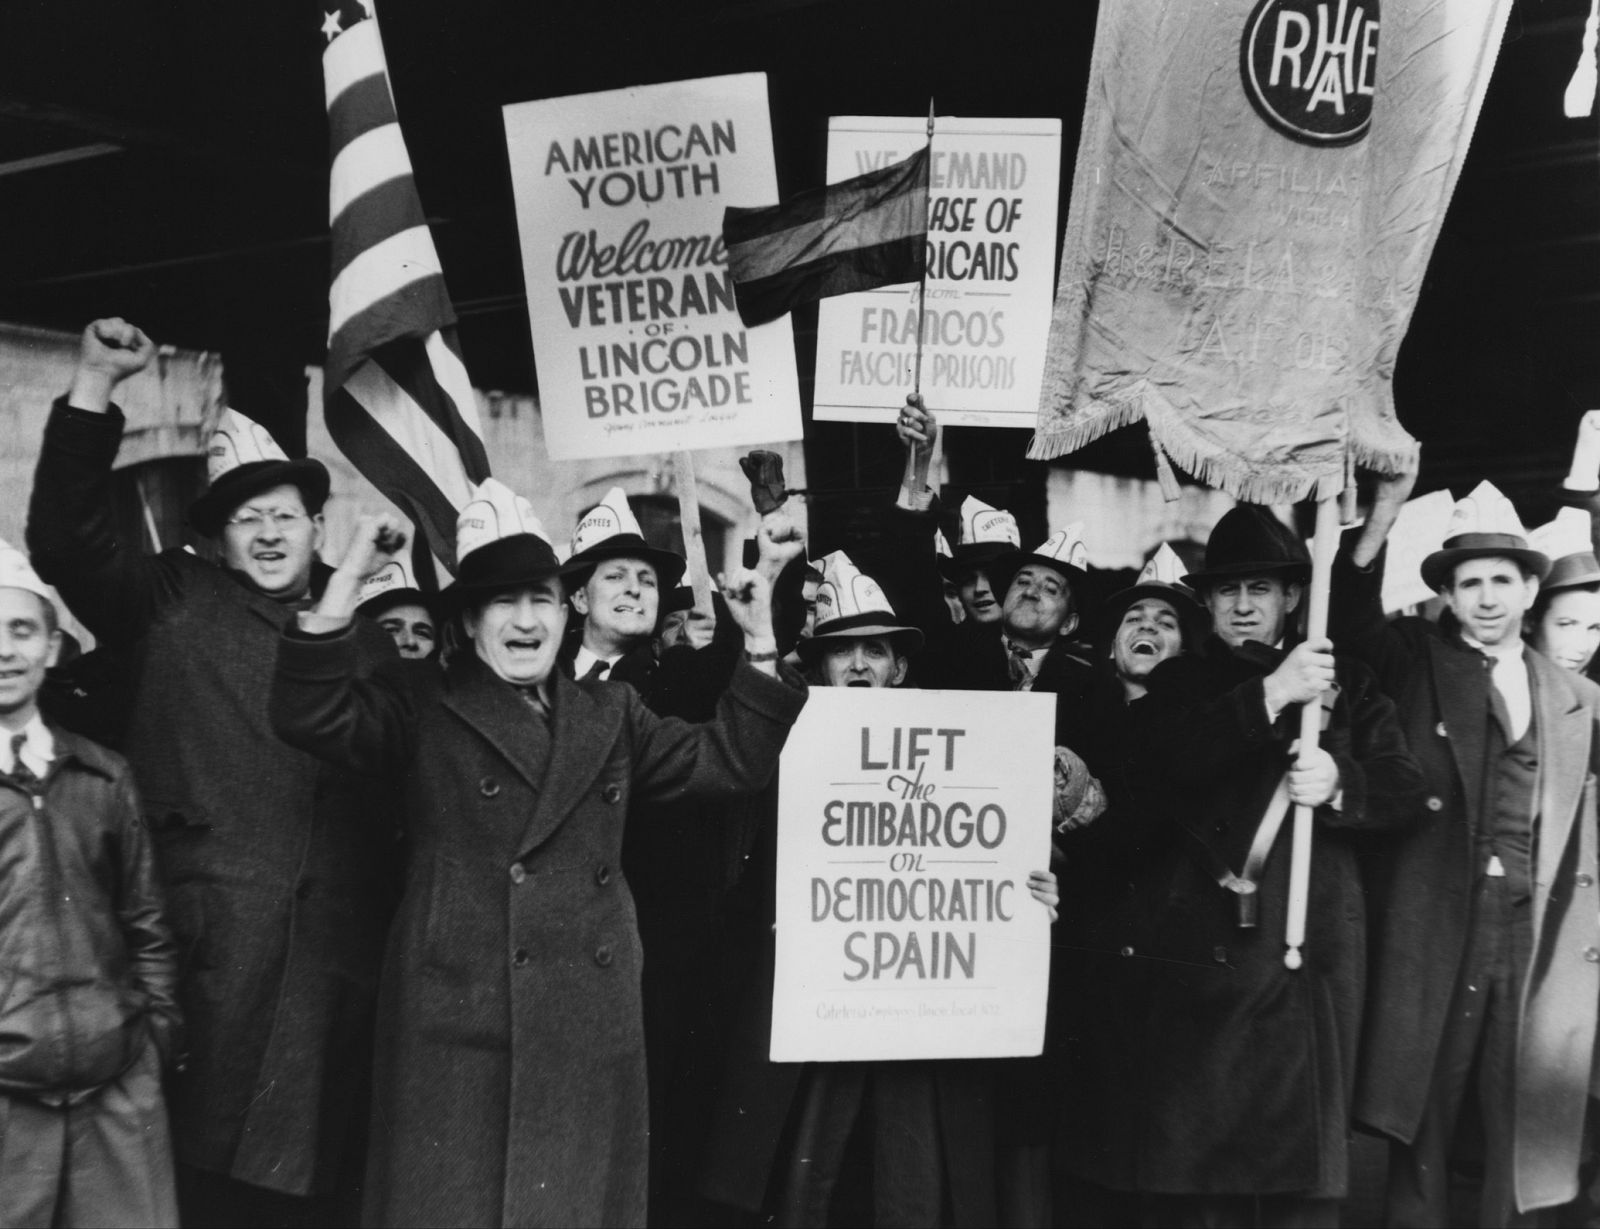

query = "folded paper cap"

[
  {"left": 1101, "top": 542, "right": 1207, "bottom": 641},
  {"left": 1420, "top": 481, "right": 1550, "bottom": 590},
  {"left": 1529, "top": 507, "right": 1600, "bottom": 592},
  {"left": 993, "top": 522, "right": 1091, "bottom": 595},
  {"left": 0, "top": 537, "right": 59, "bottom": 617},
  {"left": 1184, "top": 504, "right": 1310, "bottom": 587},
  {"left": 799, "top": 550, "right": 923, "bottom": 658},
  {"left": 452, "top": 477, "right": 578, "bottom": 599},
  {"left": 190, "top": 408, "right": 330, "bottom": 535},
  {"left": 566, "top": 486, "right": 686, "bottom": 590},
  {"left": 357, "top": 554, "right": 436, "bottom": 618},
  {"left": 938, "top": 495, "right": 1020, "bottom": 580}
]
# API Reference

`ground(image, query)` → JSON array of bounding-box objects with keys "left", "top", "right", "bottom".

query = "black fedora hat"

[
  {"left": 190, "top": 458, "right": 330, "bottom": 536},
  {"left": 1184, "top": 505, "right": 1311, "bottom": 589},
  {"left": 1098, "top": 545, "right": 1209, "bottom": 644},
  {"left": 1544, "top": 550, "right": 1600, "bottom": 593},
  {"left": 446, "top": 535, "right": 585, "bottom": 610}
]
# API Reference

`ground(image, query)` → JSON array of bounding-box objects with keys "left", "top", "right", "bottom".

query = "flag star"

[{"left": 321, "top": 8, "right": 343, "bottom": 41}]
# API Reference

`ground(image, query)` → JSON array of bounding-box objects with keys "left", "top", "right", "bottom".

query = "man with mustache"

[{"left": 25, "top": 319, "right": 396, "bottom": 1225}]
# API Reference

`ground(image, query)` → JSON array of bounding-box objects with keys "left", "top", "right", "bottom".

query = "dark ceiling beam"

[
  {"left": 0, "top": 142, "right": 123, "bottom": 178},
  {"left": 0, "top": 97, "right": 321, "bottom": 183}
]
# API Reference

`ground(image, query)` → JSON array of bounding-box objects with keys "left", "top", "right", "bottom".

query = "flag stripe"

[
  {"left": 723, "top": 147, "right": 929, "bottom": 243},
  {"left": 326, "top": 274, "right": 457, "bottom": 392},
  {"left": 330, "top": 173, "right": 429, "bottom": 281},
  {"left": 324, "top": 17, "right": 385, "bottom": 109},
  {"left": 327, "top": 383, "right": 464, "bottom": 565},
  {"left": 327, "top": 71, "right": 397, "bottom": 162},
  {"left": 426, "top": 330, "right": 489, "bottom": 449},
  {"left": 342, "top": 357, "right": 476, "bottom": 507},
  {"left": 726, "top": 183, "right": 926, "bottom": 284},
  {"left": 330, "top": 123, "right": 414, "bottom": 224},
  {"left": 323, "top": 11, "right": 485, "bottom": 578},
  {"left": 328, "top": 225, "right": 443, "bottom": 341},
  {"left": 731, "top": 235, "right": 924, "bottom": 327},
  {"left": 369, "top": 335, "right": 491, "bottom": 478}
]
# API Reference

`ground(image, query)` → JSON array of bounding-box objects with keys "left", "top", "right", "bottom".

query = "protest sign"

[
  {"left": 770, "top": 688, "right": 1055, "bottom": 1062},
  {"left": 503, "top": 74, "right": 803, "bottom": 460},
  {"left": 812, "top": 116, "right": 1062, "bottom": 429}
]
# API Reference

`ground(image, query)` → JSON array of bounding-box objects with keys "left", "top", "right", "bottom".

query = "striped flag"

[
  {"left": 321, "top": 1, "right": 489, "bottom": 571},
  {"left": 722, "top": 146, "right": 929, "bottom": 328}
]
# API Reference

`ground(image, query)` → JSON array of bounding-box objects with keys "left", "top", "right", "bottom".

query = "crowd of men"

[{"left": 5, "top": 316, "right": 1600, "bottom": 1229}]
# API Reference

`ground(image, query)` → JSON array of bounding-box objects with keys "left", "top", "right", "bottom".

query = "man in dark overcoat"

[
  {"left": 25, "top": 319, "right": 396, "bottom": 1222},
  {"left": 1333, "top": 472, "right": 1600, "bottom": 1226},
  {"left": 270, "top": 482, "right": 807, "bottom": 1229},
  {"left": 1118, "top": 505, "right": 1422, "bottom": 1228}
]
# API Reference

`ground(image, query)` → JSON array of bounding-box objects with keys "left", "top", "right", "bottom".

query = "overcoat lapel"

[
  {"left": 518, "top": 669, "right": 620, "bottom": 855},
  {"left": 1529, "top": 650, "right": 1589, "bottom": 905},
  {"left": 1430, "top": 638, "right": 1489, "bottom": 839},
  {"left": 439, "top": 656, "right": 549, "bottom": 793}
]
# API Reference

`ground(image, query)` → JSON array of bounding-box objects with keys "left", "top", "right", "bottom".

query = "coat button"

[
  {"left": 294, "top": 880, "right": 313, "bottom": 901},
  {"left": 510, "top": 863, "right": 527, "bottom": 885},
  {"left": 513, "top": 947, "right": 529, "bottom": 968},
  {"left": 1579, "top": 873, "right": 1595, "bottom": 889},
  {"left": 596, "top": 865, "right": 612, "bottom": 887},
  {"left": 602, "top": 783, "right": 622, "bottom": 804},
  {"left": 1435, "top": 722, "right": 1448, "bottom": 737},
  {"left": 1425, "top": 796, "right": 1444, "bottom": 812},
  {"left": 594, "top": 945, "right": 614, "bottom": 968},
  {"left": 1119, "top": 945, "right": 1135, "bottom": 958},
  {"left": 1213, "top": 945, "right": 1228, "bottom": 965},
  {"left": 1586, "top": 947, "right": 1600, "bottom": 964},
  {"left": 480, "top": 776, "right": 500, "bottom": 798}
]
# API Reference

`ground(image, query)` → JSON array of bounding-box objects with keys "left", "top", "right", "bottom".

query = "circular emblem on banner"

[{"left": 1240, "top": 0, "right": 1379, "bottom": 147}]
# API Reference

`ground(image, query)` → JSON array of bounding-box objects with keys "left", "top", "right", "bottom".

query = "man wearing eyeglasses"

[{"left": 25, "top": 319, "right": 397, "bottom": 1226}]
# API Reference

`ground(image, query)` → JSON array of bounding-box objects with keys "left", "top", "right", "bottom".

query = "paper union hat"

[
  {"left": 1419, "top": 481, "right": 1550, "bottom": 591},
  {"left": 452, "top": 477, "right": 578, "bottom": 599},
  {"left": 0, "top": 537, "right": 59, "bottom": 615},
  {"left": 357, "top": 555, "right": 436, "bottom": 618},
  {"left": 566, "top": 486, "right": 686, "bottom": 591},
  {"left": 993, "top": 522, "right": 1091, "bottom": 595},
  {"left": 938, "top": 496, "right": 1021, "bottom": 581},
  {"left": 935, "top": 529, "right": 953, "bottom": 559},
  {"left": 1528, "top": 507, "right": 1600, "bottom": 592},
  {"left": 1100, "top": 542, "right": 1207, "bottom": 643},
  {"left": 190, "top": 408, "right": 330, "bottom": 535},
  {"left": 1184, "top": 504, "right": 1310, "bottom": 588},
  {"left": 798, "top": 550, "right": 924, "bottom": 660}
]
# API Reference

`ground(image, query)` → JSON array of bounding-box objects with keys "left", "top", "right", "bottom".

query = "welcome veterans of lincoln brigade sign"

[
  {"left": 813, "top": 115, "right": 1061, "bottom": 430},
  {"left": 504, "top": 74, "right": 802, "bottom": 460},
  {"left": 770, "top": 689, "right": 1054, "bottom": 1062}
]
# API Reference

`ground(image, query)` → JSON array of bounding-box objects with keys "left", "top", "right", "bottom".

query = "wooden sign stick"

[{"left": 673, "top": 449, "right": 715, "bottom": 614}]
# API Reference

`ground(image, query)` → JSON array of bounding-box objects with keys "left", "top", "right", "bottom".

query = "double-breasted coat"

[
  {"left": 270, "top": 628, "right": 806, "bottom": 1228},
  {"left": 1098, "top": 636, "right": 1422, "bottom": 1197},
  {"left": 1332, "top": 541, "right": 1600, "bottom": 1212},
  {"left": 27, "top": 400, "right": 397, "bottom": 1196}
]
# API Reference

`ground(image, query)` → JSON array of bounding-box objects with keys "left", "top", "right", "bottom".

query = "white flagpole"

[{"left": 1284, "top": 494, "right": 1341, "bottom": 970}]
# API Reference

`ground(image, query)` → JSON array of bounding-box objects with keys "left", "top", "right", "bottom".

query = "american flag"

[{"left": 321, "top": 0, "right": 489, "bottom": 572}]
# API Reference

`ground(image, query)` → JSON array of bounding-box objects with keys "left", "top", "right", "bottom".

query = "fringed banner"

[{"left": 1030, "top": 0, "right": 1511, "bottom": 504}]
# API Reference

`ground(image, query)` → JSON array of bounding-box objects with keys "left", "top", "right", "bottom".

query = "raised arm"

[
  {"left": 269, "top": 515, "right": 416, "bottom": 776},
  {"left": 26, "top": 319, "right": 188, "bottom": 644},
  {"left": 1330, "top": 458, "right": 1428, "bottom": 695}
]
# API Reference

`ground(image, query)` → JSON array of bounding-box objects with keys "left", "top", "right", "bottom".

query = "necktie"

[
  {"left": 1006, "top": 641, "right": 1034, "bottom": 688},
  {"left": 10, "top": 733, "right": 39, "bottom": 793},
  {"left": 1489, "top": 652, "right": 1531, "bottom": 742},
  {"left": 518, "top": 688, "right": 550, "bottom": 720},
  {"left": 580, "top": 658, "right": 610, "bottom": 684}
]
